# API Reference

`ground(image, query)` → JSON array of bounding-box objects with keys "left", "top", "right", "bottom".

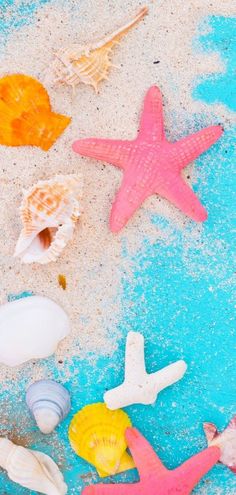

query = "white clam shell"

[
  {"left": 26, "top": 379, "right": 71, "bottom": 434},
  {"left": 0, "top": 437, "right": 67, "bottom": 495},
  {"left": 0, "top": 296, "right": 70, "bottom": 367}
]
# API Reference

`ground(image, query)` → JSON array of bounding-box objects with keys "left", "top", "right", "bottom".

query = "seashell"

[
  {"left": 26, "top": 379, "right": 71, "bottom": 434},
  {"left": 51, "top": 7, "right": 148, "bottom": 93},
  {"left": 0, "top": 295, "right": 70, "bottom": 367},
  {"left": 0, "top": 74, "right": 71, "bottom": 150},
  {"left": 204, "top": 415, "right": 236, "bottom": 473},
  {"left": 0, "top": 437, "right": 67, "bottom": 494},
  {"left": 14, "top": 174, "right": 82, "bottom": 264},
  {"left": 68, "top": 402, "right": 135, "bottom": 477}
]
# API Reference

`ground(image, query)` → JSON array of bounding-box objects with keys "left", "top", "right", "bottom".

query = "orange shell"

[{"left": 0, "top": 74, "right": 71, "bottom": 150}]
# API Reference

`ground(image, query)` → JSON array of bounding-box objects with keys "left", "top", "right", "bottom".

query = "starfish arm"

[
  {"left": 172, "top": 125, "right": 223, "bottom": 170},
  {"left": 83, "top": 483, "right": 139, "bottom": 495},
  {"left": 157, "top": 175, "right": 208, "bottom": 222},
  {"left": 138, "top": 86, "right": 165, "bottom": 143},
  {"left": 174, "top": 447, "right": 221, "bottom": 493},
  {"left": 125, "top": 428, "right": 167, "bottom": 479},
  {"left": 150, "top": 360, "right": 187, "bottom": 393},
  {"left": 110, "top": 167, "right": 151, "bottom": 232},
  {"left": 72, "top": 138, "right": 133, "bottom": 169}
]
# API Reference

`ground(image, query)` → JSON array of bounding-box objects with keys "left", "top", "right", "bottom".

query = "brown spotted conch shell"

[
  {"left": 14, "top": 174, "right": 82, "bottom": 264},
  {"left": 51, "top": 6, "right": 148, "bottom": 93}
]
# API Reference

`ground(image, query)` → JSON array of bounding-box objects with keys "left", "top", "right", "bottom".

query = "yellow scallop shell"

[{"left": 68, "top": 402, "right": 134, "bottom": 477}]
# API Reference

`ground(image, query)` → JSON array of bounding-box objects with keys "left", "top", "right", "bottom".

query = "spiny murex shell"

[
  {"left": 26, "top": 379, "right": 71, "bottom": 434},
  {"left": 0, "top": 296, "right": 70, "bottom": 367},
  {"left": 51, "top": 6, "right": 148, "bottom": 93},
  {"left": 0, "top": 437, "right": 67, "bottom": 494},
  {"left": 14, "top": 174, "right": 83, "bottom": 264},
  {"left": 68, "top": 402, "right": 134, "bottom": 477}
]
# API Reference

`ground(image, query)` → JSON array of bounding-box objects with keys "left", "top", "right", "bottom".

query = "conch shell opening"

[{"left": 14, "top": 175, "right": 82, "bottom": 264}]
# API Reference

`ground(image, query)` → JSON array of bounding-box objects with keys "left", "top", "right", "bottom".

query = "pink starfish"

[
  {"left": 73, "top": 86, "right": 223, "bottom": 232},
  {"left": 82, "top": 421, "right": 236, "bottom": 495}
]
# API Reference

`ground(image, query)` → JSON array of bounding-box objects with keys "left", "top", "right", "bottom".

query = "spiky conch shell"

[
  {"left": 0, "top": 437, "right": 67, "bottom": 494},
  {"left": 68, "top": 402, "right": 135, "bottom": 477},
  {"left": 51, "top": 6, "right": 148, "bottom": 93},
  {"left": 14, "top": 174, "right": 82, "bottom": 264},
  {"left": 0, "top": 74, "right": 71, "bottom": 150}
]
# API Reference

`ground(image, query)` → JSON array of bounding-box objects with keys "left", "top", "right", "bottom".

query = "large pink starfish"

[
  {"left": 73, "top": 86, "right": 223, "bottom": 232},
  {"left": 82, "top": 427, "right": 227, "bottom": 495}
]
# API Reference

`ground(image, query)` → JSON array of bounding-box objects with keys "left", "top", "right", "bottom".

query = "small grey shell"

[{"left": 26, "top": 379, "right": 71, "bottom": 434}]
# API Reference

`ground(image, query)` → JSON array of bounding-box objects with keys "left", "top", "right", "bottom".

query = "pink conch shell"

[
  {"left": 51, "top": 6, "right": 148, "bottom": 92},
  {"left": 14, "top": 175, "right": 82, "bottom": 264},
  {"left": 204, "top": 415, "right": 236, "bottom": 473}
]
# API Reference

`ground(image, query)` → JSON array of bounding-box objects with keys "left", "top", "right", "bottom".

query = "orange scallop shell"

[{"left": 0, "top": 74, "right": 71, "bottom": 150}]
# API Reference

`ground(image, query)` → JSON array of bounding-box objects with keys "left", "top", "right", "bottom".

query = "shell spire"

[
  {"left": 52, "top": 6, "right": 148, "bottom": 93},
  {"left": 14, "top": 174, "right": 83, "bottom": 264}
]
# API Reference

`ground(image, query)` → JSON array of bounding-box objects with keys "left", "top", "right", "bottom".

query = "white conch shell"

[
  {"left": 104, "top": 331, "right": 187, "bottom": 409},
  {"left": 14, "top": 174, "right": 82, "bottom": 264},
  {"left": 0, "top": 296, "right": 70, "bottom": 367},
  {"left": 0, "top": 437, "right": 67, "bottom": 494},
  {"left": 51, "top": 6, "right": 148, "bottom": 93}
]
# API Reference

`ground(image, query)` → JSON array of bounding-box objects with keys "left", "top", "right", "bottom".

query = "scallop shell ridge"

[
  {"left": 0, "top": 73, "right": 71, "bottom": 150},
  {"left": 68, "top": 402, "right": 134, "bottom": 477}
]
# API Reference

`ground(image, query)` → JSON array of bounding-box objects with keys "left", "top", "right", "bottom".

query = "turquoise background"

[{"left": 0, "top": 2, "right": 235, "bottom": 494}]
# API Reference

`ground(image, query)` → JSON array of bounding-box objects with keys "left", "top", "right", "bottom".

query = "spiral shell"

[
  {"left": 26, "top": 379, "right": 71, "bottom": 434},
  {"left": 14, "top": 174, "right": 82, "bottom": 264},
  {"left": 0, "top": 437, "right": 67, "bottom": 494},
  {"left": 51, "top": 7, "right": 148, "bottom": 93}
]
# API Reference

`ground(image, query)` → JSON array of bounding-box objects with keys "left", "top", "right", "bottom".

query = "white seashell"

[
  {"left": 50, "top": 7, "right": 148, "bottom": 93},
  {"left": 26, "top": 379, "right": 71, "bottom": 434},
  {"left": 0, "top": 296, "right": 70, "bottom": 367},
  {"left": 0, "top": 437, "right": 67, "bottom": 494},
  {"left": 104, "top": 332, "right": 187, "bottom": 409},
  {"left": 14, "top": 174, "right": 83, "bottom": 264}
]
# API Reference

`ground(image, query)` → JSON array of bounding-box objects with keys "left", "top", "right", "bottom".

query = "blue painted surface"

[
  {"left": 0, "top": 4, "right": 235, "bottom": 495},
  {"left": 7, "top": 291, "right": 34, "bottom": 302},
  {"left": 193, "top": 16, "right": 236, "bottom": 111}
]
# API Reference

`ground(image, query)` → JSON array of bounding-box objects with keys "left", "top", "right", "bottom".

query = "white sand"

[{"left": 0, "top": 0, "right": 235, "bottom": 384}]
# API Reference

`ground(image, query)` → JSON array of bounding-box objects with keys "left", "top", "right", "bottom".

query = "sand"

[{"left": 0, "top": 0, "right": 235, "bottom": 385}]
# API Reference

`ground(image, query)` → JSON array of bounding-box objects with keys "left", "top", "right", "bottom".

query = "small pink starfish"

[
  {"left": 73, "top": 86, "right": 223, "bottom": 232},
  {"left": 82, "top": 424, "right": 235, "bottom": 495}
]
